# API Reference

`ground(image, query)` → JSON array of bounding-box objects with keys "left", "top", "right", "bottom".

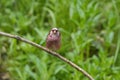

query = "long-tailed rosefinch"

[{"left": 46, "top": 28, "right": 61, "bottom": 51}]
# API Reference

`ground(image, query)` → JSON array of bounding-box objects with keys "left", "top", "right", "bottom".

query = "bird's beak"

[{"left": 53, "top": 30, "right": 57, "bottom": 34}]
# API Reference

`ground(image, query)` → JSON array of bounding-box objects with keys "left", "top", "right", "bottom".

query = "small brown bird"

[{"left": 46, "top": 28, "right": 61, "bottom": 51}]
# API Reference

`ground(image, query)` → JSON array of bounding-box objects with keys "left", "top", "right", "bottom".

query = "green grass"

[{"left": 0, "top": 0, "right": 120, "bottom": 80}]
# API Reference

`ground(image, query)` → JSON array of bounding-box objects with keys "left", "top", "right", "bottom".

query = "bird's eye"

[{"left": 52, "top": 29, "right": 58, "bottom": 32}]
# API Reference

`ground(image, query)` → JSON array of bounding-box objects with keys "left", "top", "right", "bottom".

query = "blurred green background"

[{"left": 0, "top": 0, "right": 120, "bottom": 80}]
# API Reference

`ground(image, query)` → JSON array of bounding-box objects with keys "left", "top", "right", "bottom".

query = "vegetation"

[{"left": 0, "top": 0, "right": 120, "bottom": 80}]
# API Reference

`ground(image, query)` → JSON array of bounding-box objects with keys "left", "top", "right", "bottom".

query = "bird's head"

[{"left": 49, "top": 28, "right": 60, "bottom": 36}]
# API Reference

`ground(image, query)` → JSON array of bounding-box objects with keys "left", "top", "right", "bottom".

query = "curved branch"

[{"left": 0, "top": 31, "right": 94, "bottom": 80}]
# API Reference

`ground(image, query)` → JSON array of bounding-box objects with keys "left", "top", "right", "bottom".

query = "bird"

[{"left": 46, "top": 28, "right": 61, "bottom": 51}]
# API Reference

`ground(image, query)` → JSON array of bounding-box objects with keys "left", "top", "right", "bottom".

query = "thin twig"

[{"left": 0, "top": 31, "right": 94, "bottom": 80}]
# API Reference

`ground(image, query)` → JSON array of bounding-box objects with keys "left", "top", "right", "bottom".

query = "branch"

[{"left": 0, "top": 31, "right": 94, "bottom": 80}]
